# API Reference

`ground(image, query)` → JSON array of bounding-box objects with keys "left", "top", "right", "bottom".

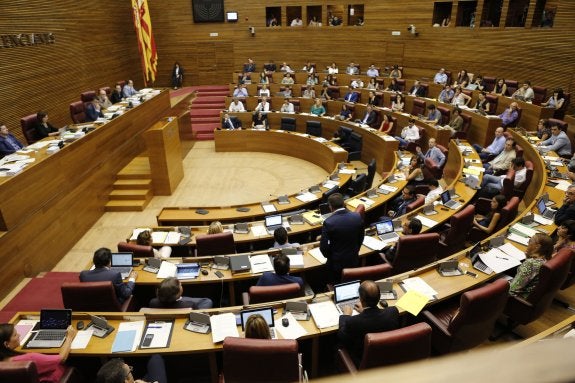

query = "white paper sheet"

[
  {"left": 210, "top": 313, "right": 239, "bottom": 343},
  {"left": 71, "top": 329, "right": 93, "bottom": 349},
  {"left": 479, "top": 248, "right": 521, "bottom": 273},
  {"left": 400, "top": 277, "right": 438, "bottom": 300},
  {"left": 498, "top": 242, "right": 526, "bottom": 261},
  {"left": 275, "top": 313, "right": 308, "bottom": 339},
  {"left": 308, "top": 247, "right": 327, "bottom": 264},
  {"left": 249, "top": 254, "right": 274, "bottom": 273},
  {"left": 309, "top": 301, "right": 340, "bottom": 329}
]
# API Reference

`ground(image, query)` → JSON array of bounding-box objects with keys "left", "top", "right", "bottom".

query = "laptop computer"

[
  {"left": 537, "top": 198, "right": 556, "bottom": 220},
  {"left": 468, "top": 242, "right": 493, "bottom": 275},
  {"left": 26, "top": 309, "right": 72, "bottom": 348},
  {"left": 230, "top": 254, "right": 251, "bottom": 274},
  {"left": 264, "top": 215, "right": 283, "bottom": 235},
  {"left": 110, "top": 252, "right": 133, "bottom": 279},
  {"left": 440, "top": 190, "right": 462, "bottom": 210},
  {"left": 319, "top": 203, "right": 333, "bottom": 221},
  {"left": 540, "top": 192, "right": 554, "bottom": 207},
  {"left": 373, "top": 220, "right": 400, "bottom": 242},
  {"left": 240, "top": 307, "right": 277, "bottom": 339},
  {"left": 143, "top": 257, "right": 162, "bottom": 274},
  {"left": 333, "top": 280, "right": 361, "bottom": 315}
]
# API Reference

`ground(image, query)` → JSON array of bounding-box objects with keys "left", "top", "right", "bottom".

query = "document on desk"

[
  {"left": 71, "top": 329, "right": 93, "bottom": 350},
  {"left": 296, "top": 192, "right": 318, "bottom": 202},
  {"left": 140, "top": 321, "right": 174, "bottom": 349},
  {"left": 287, "top": 253, "right": 305, "bottom": 269},
  {"left": 507, "top": 232, "right": 529, "bottom": 246},
  {"left": 322, "top": 180, "right": 339, "bottom": 189},
  {"left": 309, "top": 301, "right": 340, "bottom": 329},
  {"left": 400, "top": 277, "right": 438, "bottom": 300},
  {"left": 15, "top": 319, "right": 38, "bottom": 346},
  {"left": 415, "top": 215, "right": 439, "bottom": 229},
  {"left": 250, "top": 224, "right": 268, "bottom": 237},
  {"left": 112, "top": 321, "right": 145, "bottom": 353},
  {"left": 509, "top": 223, "right": 539, "bottom": 238},
  {"left": 308, "top": 247, "right": 327, "bottom": 264},
  {"left": 151, "top": 231, "right": 168, "bottom": 244},
  {"left": 363, "top": 236, "right": 387, "bottom": 251},
  {"left": 534, "top": 214, "right": 554, "bottom": 226},
  {"left": 338, "top": 168, "right": 356, "bottom": 174},
  {"left": 250, "top": 254, "right": 274, "bottom": 273},
  {"left": 275, "top": 313, "right": 308, "bottom": 339},
  {"left": 555, "top": 180, "right": 572, "bottom": 191},
  {"left": 396, "top": 290, "right": 430, "bottom": 316},
  {"left": 378, "top": 184, "right": 398, "bottom": 193},
  {"left": 210, "top": 313, "right": 239, "bottom": 343},
  {"left": 164, "top": 231, "right": 181, "bottom": 245},
  {"left": 479, "top": 248, "right": 521, "bottom": 273},
  {"left": 302, "top": 211, "right": 322, "bottom": 226},
  {"left": 262, "top": 203, "right": 277, "bottom": 213},
  {"left": 157, "top": 261, "right": 177, "bottom": 279},
  {"left": 497, "top": 242, "right": 526, "bottom": 261}
]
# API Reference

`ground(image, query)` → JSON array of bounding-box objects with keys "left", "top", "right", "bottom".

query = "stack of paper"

[
  {"left": 479, "top": 248, "right": 521, "bottom": 273},
  {"left": 250, "top": 225, "right": 268, "bottom": 237},
  {"left": 339, "top": 168, "right": 356, "bottom": 174},
  {"left": 249, "top": 254, "right": 274, "bottom": 273},
  {"left": 396, "top": 290, "right": 430, "bottom": 316},
  {"left": 210, "top": 313, "right": 239, "bottom": 343},
  {"left": 363, "top": 236, "right": 387, "bottom": 251},
  {"left": 262, "top": 203, "right": 277, "bottom": 213},
  {"left": 275, "top": 313, "right": 308, "bottom": 339},
  {"left": 302, "top": 211, "right": 322, "bottom": 225},
  {"left": 308, "top": 248, "right": 327, "bottom": 264},
  {"left": 296, "top": 192, "right": 317, "bottom": 202},
  {"left": 415, "top": 215, "right": 439, "bottom": 228},
  {"left": 309, "top": 301, "right": 340, "bottom": 328},
  {"left": 287, "top": 253, "right": 305, "bottom": 268},
  {"left": 164, "top": 231, "right": 181, "bottom": 245},
  {"left": 379, "top": 184, "right": 398, "bottom": 193},
  {"left": 400, "top": 277, "right": 438, "bottom": 300},
  {"left": 151, "top": 231, "right": 168, "bottom": 244}
]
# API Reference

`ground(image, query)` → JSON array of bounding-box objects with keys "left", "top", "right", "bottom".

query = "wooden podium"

[{"left": 144, "top": 117, "right": 184, "bottom": 195}]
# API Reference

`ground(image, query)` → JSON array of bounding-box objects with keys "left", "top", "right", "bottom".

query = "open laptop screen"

[
  {"left": 319, "top": 203, "right": 331, "bottom": 215},
  {"left": 440, "top": 190, "right": 451, "bottom": 204},
  {"left": 111, "top": 252, "right": 133, "bottom": 267},
  {"left": 537, "top": 198, "right": 547, "bottom": 215},
  {"left": 265, "top": 215, "right": 282, "bottom": 227},
  {"left": 40, "top": 309, "right": 72, "bottom": 329},
  {"left": 374, "top": 220, "right": 394, "bottom": 235},
  {"left": 240, "top": 307, "right": 275, "bottom": 331},
  {"left": 334, "top": 280, "right": 361, "bottom": 303}
]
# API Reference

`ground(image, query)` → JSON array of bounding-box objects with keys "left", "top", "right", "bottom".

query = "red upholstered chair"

[
  {"left": 0, "top": 361, "right": 81, "bottom": 383},
  {"left": 341, "top": 263, "right": 392, "bottom": 282},
  {"left": 242, "top": 283, "right": 302, "bottom": 305},
  {"left": 20, "top": 114, "right": 38, "bottom": 145},
  {"left": 482, "top": 76, "right": 496, "bottom": 92},
  {"left": 436, "top": 106, "right": 451, "bottom": 125},
  {"left": 513, "top": 160, "right": 534, "bottom": 198},
  {"left": 61, "top": 281, "right": 133, "bottom": 312},
  {"left": 514, "top": 143, "right": 524, "bottom": 159},
  {"left": 382, "top": 233, "right": 439, "bottom": 274},
  {"left": 501, "top": 168, "right": 516, "bottom": 200},
  {"left": 117, "top": 242, "right": 155, "bottom": 258},
  {"left": 485, "top": 94, "right": 499, "bottom": 115},
  {"left": 504, "top": 248, "right": 573, "bottom": 327},
  {"left": 354, "top": 204, "right": 365, "bottom": 223},
  {"left": 328, "top": 86, "right": 340, "bottom": 99},
  {"left": 290, "top": 99, "right": 301, "bottom": 113},
  {"left": 405, "top": 126, "right": 425, "bottom": 153},
  {"left": 116, "top": 80, "right": 126, "bottom": 88},
  {"left": 101, "top": 86, "right": 111, "bottom": 95},
  {"left": 220, "top": 337, "right": 300, "bottom": 383},
  {"left": 406, "top": 194, "right": 425, "bottom": 213},
  {"left": 80, "top": 90, "right": 96, "bottom": 102},
  {"left": 423, "top": 157, "right": 442, "bottom": 180},
  {"left": 396, "top": 79, "right": 406, "bottom": 92},
  {"left": 444, "top": 70, "right": 452, "bottom": 85},
  {"left": 548, "top": 118, "right": 568, "bottom": 132},
  {"left": 439, "top": 205, "right": 475, "bottom": 257},
  {"left": 422, "top": 279, "right": 509, "bottom": 354},
  {"left": 419, "top": 83, "right": 429, "bottom": 98},
  {"left": 467, "top": 196, "right": 521, "bottom": 243},
  {"left": 453, "top": 113, "right": 471, "bottom": 139},
  {"left": 195, "top": 232, "right": 236, "bottom": 256},
  {"left": 505, "top": 80, "right": 519, "bottom": 96},
  {"left": 69, "top": 101, "right": 86, "bottom": 124},
  {"left": 411, "top": 98, "right": 426, "bottom": 116},
  {"left": 560, "top": 249, "right": 575, "bottom": 290},
  {"left": 337, "top": 323, "right": 432, "bottom": 374},
  {"left": 532, "top": 86, "right": 547, "bottom": 105}
]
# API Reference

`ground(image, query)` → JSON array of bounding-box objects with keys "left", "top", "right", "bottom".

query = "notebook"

[
  {"left": 26, "top": 309, "right": 72, "bottom": 348},
  {"left": 440, "top": 190, "right": 462, "bottom": 210},
  {"left": 537, "top": 198, "right": 556, "bottom": 219},
  {"left": 240, "top": 307, "right": 277, "bottom": 339},
  {"left": 110, "top": 252, "right": 133, "bottom": 279},
  {"left": 373, "top": 220, "right": 400, "bottom": 242},
  {"left": 265, "top": 214, "right": 284, "bottom": 234},
  {"left": 333, "top": 280, "right": 361, "bottom": 314}
]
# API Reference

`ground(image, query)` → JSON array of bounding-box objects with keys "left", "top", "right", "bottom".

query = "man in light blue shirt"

[
  {"left": 438, "top": 85, "right": 454, "bottom": 103},
  {"left": 417, "top": 138, "right": 445, "bottom": 167},
  {"left": 498, "top": 102, "right": 519, "bottom": 127},
  {"left": 434, "top": 68, "right": 448, "bottom": 85},
  {"left": 122, "top": 79, "right": 138, "bottom": 97},
  {"left": 537, "top": 125, "right": 572, "bottom": 157},
  {"left": 473, "top": 127, "right": 506, "bottom": 161}
]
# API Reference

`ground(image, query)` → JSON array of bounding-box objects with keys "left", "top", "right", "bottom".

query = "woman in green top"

[
  {"left": 509, "top": 233, "right": 553, "bottom": 298},
  {"left": 310, "top": 98, "right": 326, "bottom": 117}
]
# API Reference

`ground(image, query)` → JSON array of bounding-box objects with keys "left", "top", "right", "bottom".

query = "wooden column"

[{"left": 144, "top": 117, "right": 184, "bottom": 195}]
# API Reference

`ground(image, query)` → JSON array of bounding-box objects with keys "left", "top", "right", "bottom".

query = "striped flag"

[{"left": 131, "top": 0, "right": 158, "bottom": 85}]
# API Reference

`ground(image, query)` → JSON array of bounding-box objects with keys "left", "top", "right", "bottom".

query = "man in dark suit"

[
  {"left": 221, "top": 113, "right": 241, "bottom": 130},
  {"left": 320, "top": 193, "right": 364, "bottom": 283},
  {"left": 0, "top": 124, "right": 24, "bottom": 156},
  {"left": 148, "top": 277, "right": 213, "bottom": 309},
  {"left": 554, "top": 185, "right": 575, "bottom": 226},
  {"left": 388, "top": 185, "right": 417, "bottom": 217},
  {"left": 338, "top": 280, "right": 400, "bottom": 366},
  {"left": 356, "top": 104, "right": 378, "bottom": 127},
  {"left": 79, "top": 247, "right": 136, "bottom": 304},
  {"left": 343, "top": 90, "right": 359, "bottom": 103},
  {"left": 408, "top": 80, "right": 426, "bottom": 97},
  {"left": 256, "top": 253, "right": 304, "bottom": 289}
]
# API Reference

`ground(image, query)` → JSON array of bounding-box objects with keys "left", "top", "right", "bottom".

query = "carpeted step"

[
  {"left": 195, "top": 132, "right": 215, "bottom": 140},
  {"left": 192, "top": 96, "right": 227, "bottom": 104},
  {"left": 191, "top": 117, "right": 221, "bottom": 124},
  {"left": 196, "top": 91, "right": 229, "bottom": 97},
  {"left": 190, "top": 103, "right": 225, "bottom": 109},
  {"left": 190, "top": 109, "right": 221, "bottom": 117},
  {"left": 192, "top": 123, "right": 219, "bottom": 132}
]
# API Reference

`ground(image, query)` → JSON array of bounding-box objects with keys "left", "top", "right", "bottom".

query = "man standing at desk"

[
  {"left": 320, "top": 193, "right": 364, "bottom": 283},
  {"left": 338, "top": 280, "right": 399, "bottom": 365},
  {"left": 0, "top": 124, "right": 24, "bottom": 156},
  {"left": 79, "top": 248, "right": 136, "bottom": 304},
  {"left": 555, "top": 185, "right": 575, "bottom": 226}
]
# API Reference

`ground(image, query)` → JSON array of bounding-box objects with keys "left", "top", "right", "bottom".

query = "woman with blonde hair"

[
  {"left": 244, "top": 314, "right": 271, "bottom": 339},
  {"left": 208, "top": 221, "right": 224, "bottom": 234}
]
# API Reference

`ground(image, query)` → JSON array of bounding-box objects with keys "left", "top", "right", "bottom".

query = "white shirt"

[
  {"left": 328, "top": 67, "right": 339, "bottom": 74},
  {"left": 255, "top": 101, "right": 270, "bottom": 113},
  {"left": 280, "top": 103, "right": 295, "bottom": 113},
  {"left": 366, "top": 68, "right": 379, "bottom": 77},
  {"left": 259, "top": 89, "right": 270, "bottom": 97},
  {"left": 228, "top": 101, "right": 245, "bottom": 112},
  {"left": 425, "top": 186, "right": 444, "bottom": 204},
  {"left": 401, "top": 125, "right": 420, "bottom": 141},
  {"left": 291, "top": 19, "right": 303, "bottom": 26}
]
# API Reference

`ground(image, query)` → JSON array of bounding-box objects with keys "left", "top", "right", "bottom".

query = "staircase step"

[
  {"left": 195, "top": 132, "right": 215, "bottom": 140},
  {"left": 190, "top": 109, "right": 222, "bottom": 117},
  {"left": 192, "top": 123, "right": 219, "bottom": 132},
  {"left": 109, "top": 189, "right": 152, "bottom": 200},
  {"left": 190, "top": 103, "right": 225, "bottom": 109},
  {"left": 191, "top": 117, "right": 221, "bottom": 123},
  {"left": 192, "top": 96, "right": 227, "bottom": 104},
  {"left": 105, "top": 199, "right": 150, "bottom": 212},
  {"left": 117, "top": 157, "right": 151, "bottom": 179},
  {"left": 113, "top": 179, "right": 152, "bottom": 190}
]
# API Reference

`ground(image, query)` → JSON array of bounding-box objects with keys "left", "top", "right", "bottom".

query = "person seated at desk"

[
  {"left": 553, "top": 219, "right": 575, "bottom": 254},
  {"left": 280, "top": 98, "right": 295, "bottom": 114},
  {"left": 228, "top": 97, "right": 245, "bottom": 112},
  {"left": 336, "top": 103, "right": 353, "bottom": 121},
  {"left": 424, "top": 104, "right": 442, "bottom": 124},
  {"left": 122, "top": 79, "right": 138, "bottom": 98},
  {"left": 444, "top": 108, "right": 464, "bottom": 136},
  {"left": 389, "top": 64, "right": 402, "bottom": 79},
  {"left": 136, "top": 230, "right": 172, "bottom": 259},
  {"left": 453, "top": 69, "right": 470, "bottom": 88},
  {"left": 498, "top": 102, "right": 519, "bottom": 127},
  {"left": 403, "top": 155, "right": 425, "bottom": 184},
  {"left": 0, "top": 124, "right": 24, "bottom": 156},
  {"left": 542, "top": 88, "right": 565, "bottom": 110},
  {"left": 271, "top": 227, "right": 300, "bottom": 249},
  {"left": 208, "top": 221, "right": 224, "bottom": 234},
  {"left": 281, "top": 73, "right": 295, "bottom": 85},
  {"left": 366, "top": 78, "right": 378, "bottom": 91},
  {"left": 259, "top": 70, "right": 269, "bottom": 85},
  {"left": 367, "top": 90, "right": 381, "bottom": 106},
  {"left": 281, "top": 85, "right": 293, "bottom": 98},
  {"left": 110, "top": 84, "right": 124, "bottom": 104},
  {"left": 391, "top": 94, "right": 404, "bottom": 112},
  {"left": 337, "top": 280, "right": 399, "bottom": 366},
  {"left": 240, "top": 72, "right": 252, "bottom": 84},
  {"left": 34, "top": 111, "right": 59, "bottom": 139},
  {"left": 378, "top": 114, "right": 394, "bottom": 133},
  {"left": 424, "top": 179, "right": 444, "bottom": 204},
  {"left": 233, "top": 84, "right": 249, "bottom": 98},
  {"left": 302, "top": 61, "right": 314, "bottom": 74},
  {"left": 554, "top": 185, "right": 575, "bottom": 226},
  {"left": 530, "top": 119, "right": 551, "bottom": 141},
  {"left": 433, "top": 68, "right": 448, "bottom": 85},
  {"left": 491, "top": 78, "right": 508, "bottom": 96},
  {"left": 451, "top": 87, "right": 471, "bottom": 107},
  {"left": 0, "top": 323, "right": 77, "bottom": 383},
  {"left": 327, "top": 62, "right": 339, "bottom": 75},
  {"left": 320, "top": 193, "right": 364, "bottom": 283},
  {"left": 438, "top": 84, "right": 454, "bottom": 104},
  {"left": 245, "top": 314, "right": 271, "bottom": 339},
  {"left": 388, "top": 185, "right": 417, "bottom": 217},
  {"left": 221, "top": 113, "right": 242, "bottom": 130},
  {"left": 323, "top": 74, "right": 338, "bottom": 87},
  {"left": 480, "top": 157, "right": 526, "bottom": 196},
  {"left": 484, "top": 138, "right": 516, "bottom": 175},
  {"left": 409, "top": 80, "right": 426, "bottom": 97},
  {"left": 256, "top": 253, "right": 304, "bottom": 289},
  {"left": 382, "top": 218, "right": 422, "bottom": 263},
  {"left": 537, "top": 124, "right": 572, "bottom": 157},
  {"left": 244, "top": 58, "right": 256, "bottom": 73},
  {"left": 385, "top": 78, "right": 401, "bottom": 92},
  {"left": 474, "top": 91, "right": 490, "bottom": 115},
  {"left": 85, "top": 98, "right": 104, "bottom": 122},
  {"left": 472, "top": 194, "right": 506, "bottom": 235},
  {"left": 366, "top": 64, "right": 379, "bottom": 77},
  {"left": 395, "top": 118, "right": 420, "bottom": 148},
  {"left": 509, "top": 233, "right": 553, "bottom": 298},
  {"left": 343, "top": 90, "right": 359, "bottom": 103},
  {"left": 258, "top": 84, "right": 270, "bottom": 97},
  {"left": 319, "top": 84, "right": 332, "bottom": 100},
  {"left": 469, "top": 74, "right": 485, "bottom": 91},
  {"left": 79, "top": 247, "right": 137, "bottom": 304},
  {"left": 302, "top": 85, "right": 315, "bottom": 99},
  {"left": 416, "top": 138, "right": 445, "bottom": 167},
  {"left": 254, "top": 96, "right": 270, "bottom": 113},
  {"left": 252, "top": 111, "right": 268, "bottom": 130},
  {"left": 310, "top": 98, "right": 326, "bottom": 116},
  {"left": 512, "top": 81, "right": 535, "bottom": 103},
  {"left": 346, "top": 62, "right": 359, "bottom": 75},
  {"left": 96, "top": 355, "right": 167, "bottom": 383},
  {"left": 149, "top": 277, "right": 213, "bottom": 309},
  {"left": 280, "top": 62, "right": 294, "bottom": 74},
  {"left": 96, "top": 88, "right": 112, "bottom": 109},
  {"left": 355, "top": 104, "right": 377, "bottom": 127},
  {"left": 473, "top": 127, "right": 506, "bottom": 161},
  {"left": 306, "top": 73, "right": 318, "bottom": 86}
]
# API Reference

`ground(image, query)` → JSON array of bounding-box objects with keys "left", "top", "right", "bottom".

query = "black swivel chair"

[
  {"left": 322, "top": 186, "right": 340, "bottom": 203},
  {"left": 306, "top": 120, "right": 322, "bottom": 137},
  {"left": 344, "top": 173, "right": 367, "bottom": 198},
  {"left": 365, "top": 158, "right": 376, "bottom": 189},
  {"left": 346, "top": 132, "right": 363, "bottom": 161},
  {"left": 280, "top": 117, "right": 296, "bottom": 132}
]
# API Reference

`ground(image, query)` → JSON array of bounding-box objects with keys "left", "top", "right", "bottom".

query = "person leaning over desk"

[
  {"left": 136, "top": 230, "right": 172, "bottom": 259},
  {"left": 0, "top": 323, "right": 77, "bottom": 383}
]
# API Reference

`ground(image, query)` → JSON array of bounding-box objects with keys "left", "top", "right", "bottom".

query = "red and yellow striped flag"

[{"left": 131, "top": 0, "right": 158, "bottom": 86}]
